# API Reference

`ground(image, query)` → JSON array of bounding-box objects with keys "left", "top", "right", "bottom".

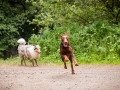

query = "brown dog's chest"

[{"left": 60, "top": 45, "right": 73, "bottom": 55}]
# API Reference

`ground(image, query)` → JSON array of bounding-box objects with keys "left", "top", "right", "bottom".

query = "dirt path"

[{"left": 0, "top": 65, "right": 120, "bottom": 90}]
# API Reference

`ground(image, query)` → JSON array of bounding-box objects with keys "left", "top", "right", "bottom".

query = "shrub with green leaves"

[{"left": 28, "top": 20, "right": 120, "bottom": 64}]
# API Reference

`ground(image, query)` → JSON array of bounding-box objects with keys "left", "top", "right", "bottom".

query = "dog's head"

[
  {"left": 34, "top": 45, "right": 41, "bottom": 54},
  {"left": 17, "top": 38, "right": 26, "bottom": 45},
  {"left": 59, "top": 32, "right": 69, "bottom": 47}
]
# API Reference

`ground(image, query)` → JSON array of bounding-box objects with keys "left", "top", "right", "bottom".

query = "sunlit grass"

[
  {"left": 76, "top": 53, "right": 120, "bottom": 65},
  {"left": 0, "top": 55, "right": 63, "bottom": 66},
  {"left": 0, "top": 53, "right": 120, "bottom": 66},
  {"left": 0, "top": 57, "right": 20, "bottom": 66}
]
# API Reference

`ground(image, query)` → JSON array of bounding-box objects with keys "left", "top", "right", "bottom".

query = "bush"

[{"left": 28, "top": 20, "right": 120, "bottom": 64}]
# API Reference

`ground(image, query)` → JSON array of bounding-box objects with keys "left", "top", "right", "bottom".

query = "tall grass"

[{"left": 27, "top": 20, "right": 120, "bottom": 64}]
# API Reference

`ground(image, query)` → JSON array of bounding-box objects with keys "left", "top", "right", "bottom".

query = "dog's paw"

[{"left": 75, "top": 64, "right": 79, "bottom": 66}]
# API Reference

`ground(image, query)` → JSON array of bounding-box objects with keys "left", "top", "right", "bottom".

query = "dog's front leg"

[{"left": 72, "top": 54, "right": 79, "bottom": 66}]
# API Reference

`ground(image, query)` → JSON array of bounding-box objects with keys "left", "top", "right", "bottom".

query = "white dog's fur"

[
  {"left": 17, "top": 38, "right": 41, "bottom": 66},
  {"left": 17, "top": 38, "right": 26, "bottom": 45}
]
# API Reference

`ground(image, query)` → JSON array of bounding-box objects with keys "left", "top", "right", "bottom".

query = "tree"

[
  {"left": 0, "top": 0, "right": 37, "bottom": 59},
  {"left": 101, "top": 0, "right": 120, "bottom": 24}
]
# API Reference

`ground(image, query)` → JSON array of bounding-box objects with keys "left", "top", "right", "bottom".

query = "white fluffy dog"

[{"left": 17, "top": 38, "right": 41, "bottom": 66}]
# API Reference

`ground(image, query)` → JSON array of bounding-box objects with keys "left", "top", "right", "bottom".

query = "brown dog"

[{"left": 59, "top": 32, "right": 79, "bottom": 74}]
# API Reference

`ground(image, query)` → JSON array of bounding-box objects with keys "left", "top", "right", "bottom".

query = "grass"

[
  {"left": 0, "top": 55, "right": 63, "bottom": 66},
  {"left": 76, "top": 53, "right": 120, "bottom": 65},
  {"left": 0, "top": 53, "right": 120, "bottom": 66}
]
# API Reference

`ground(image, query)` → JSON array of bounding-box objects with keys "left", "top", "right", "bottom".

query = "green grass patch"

[
  {"left": 76, "top": 53, "right": 120, "bottom": 65},
  {"left": 0, "top": 53, "right": 120, "bottom": 66}
]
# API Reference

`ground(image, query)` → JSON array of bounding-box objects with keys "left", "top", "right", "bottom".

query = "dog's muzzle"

[{"left": 63, "top": 42, "right": 68, "bottom": 47}]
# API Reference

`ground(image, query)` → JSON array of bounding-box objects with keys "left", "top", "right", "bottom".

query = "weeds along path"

[{"left": 0, "top": 65, "right": 120, "bottom": 90}]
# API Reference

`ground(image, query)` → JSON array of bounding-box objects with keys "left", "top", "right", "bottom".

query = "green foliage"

[
  {"left": 28, "top": 27, "right": 60, "bottom": 55},
  {"left": 28, "top": 20, "right": 120, "bottom": 64},
  {"left": 29, "top": 0, "right": 120, "bottom": 27},
  {"left": 0, "top": 0, "right": 120, "bottom": 64},
  {"left": 0, "top": 0, "right": 37, "bottom": 58},
  {"left": 101, "top": 0, "right": 120, "bottom": 23},
  {"left": 0, "top": 1, "right": 26, "bottom": 57}
]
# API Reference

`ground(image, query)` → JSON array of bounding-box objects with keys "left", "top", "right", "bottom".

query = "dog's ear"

[
  {"left": 33, "top": 45, "right": 36, "bottom": 47},
  {"left": 59, "top": 34, "right": 62, "bottom": 39},
  {"left": 34, "top": 45, "right": 37, "bottom": 50},
  {"left": 64, "top": 32, "right": 69, "bottom": 38}
]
